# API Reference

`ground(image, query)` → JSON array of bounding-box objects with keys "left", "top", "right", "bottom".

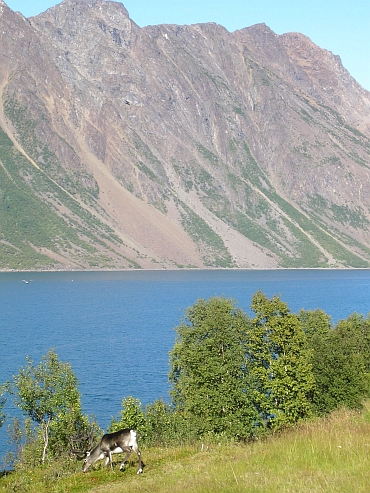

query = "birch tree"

[
  {"left": 247, "top": 291, "right": 315, "bottom": 429},
  {"left": 12, "top": 349, "right": 83, "bottom": 463},
  {"left": 169, "top": 296, "right": 260, "bottom": 439}
]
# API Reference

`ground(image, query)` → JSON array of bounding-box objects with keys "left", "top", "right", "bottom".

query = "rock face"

[{"left": 1, "top": 0, "right": 370, "bottom": 270}]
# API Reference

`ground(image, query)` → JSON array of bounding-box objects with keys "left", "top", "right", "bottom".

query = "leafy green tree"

[
  {"left": 109, "top": 397, "right": 199, "bottom": 446},
  {"left": 11, "top": 349, "right": 89, "bottom": 463},
  {"left": 338, "top": 313, "right": 370, "bottom": 374},
  {"left": 299, "top": 308, "right": 332, "bottom": 341},
  {"left": 48, "top": 405, "right": 100, "bottom": 457},
  {"left": 247, "top": 291, "right": 315, "bottom": 429},
  {"left": 169, "top": 296, "right": 260, "bottom": 439},
  {"left": 310, "top": 314, "right": 370, "bottom": 414},
  {"left": 109, "top": 396, "right": 147, "bottom": 438},
  {"left": 144, "top": 399, "right": 189, "bottom": 446}
]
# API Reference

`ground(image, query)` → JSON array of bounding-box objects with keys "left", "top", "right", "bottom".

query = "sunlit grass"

[{"left": 2, "top": 405, "right": 370, "bottom": 493}]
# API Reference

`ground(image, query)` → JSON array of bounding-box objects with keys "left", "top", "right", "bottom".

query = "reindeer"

[{"left": 74, "top": 429, "right": 144, "bottom": 474}]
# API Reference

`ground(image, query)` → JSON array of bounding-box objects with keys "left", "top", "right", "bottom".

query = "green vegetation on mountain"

[
  {"left": 178, "top": 201, "right": 234, "bottom": 267},
  {"left": 3, "top": 96, "right": 99, "bottom": 199},
  {"left": 0, "top": 102, "right": 138, "bottom": 270}
]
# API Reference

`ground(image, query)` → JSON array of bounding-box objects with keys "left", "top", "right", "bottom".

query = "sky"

[{"left": 5, "top": 0, "right": 370, "bottom": 92}]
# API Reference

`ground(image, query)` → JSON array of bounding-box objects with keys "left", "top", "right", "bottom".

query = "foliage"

[
  {"left": 109, "top": 398, "right": 200, "bottom": 447},
  {"left": 247, "top": 291, "right": 315, "bottom": 428},
  {"left": 11, "top": 349, "right": 93, "bottom": 464},
  {"left": 108, "top": 396, "right": 147, "bottom": 438},
  {"left": 169, "top": 296, "right": 260, "bottom": 439},
  {"left": 308, "top": 314, "right": 370, "bottom": 415},
  {"left": 299, "top": 308, "right": 332, "bottom": 341},
  {"left": 178, "top": 203, "right": 234, "bottom": 267},
  {"left": 144, "top": 399, "right": 195, "bottom": 446},
  {"left": 105, "top": 299, "right": 370, "bottom": 446},
  {"left": 0, "top": 382, "right": 8, "bottom": 428},
  {"left": 0, "top": 124, "right": 129, "bottom": 270},
  {"left": 2, "top": 417, "right": 38, "bottom": 470}
]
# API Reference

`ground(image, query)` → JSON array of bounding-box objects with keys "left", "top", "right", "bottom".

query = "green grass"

[{"left": 2, "top": 405, "right": 370, "bottom": 493}]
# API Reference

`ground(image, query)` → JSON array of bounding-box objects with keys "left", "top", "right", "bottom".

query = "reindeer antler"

[{"left": 70, "top": 429, "right": 95, "bottom": 458}]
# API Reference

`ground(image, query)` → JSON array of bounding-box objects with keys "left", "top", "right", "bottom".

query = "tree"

[
  {"left": 12, "top": 349, "right": 88, "bottom": 463},
  {"left": 108, "top": 396, "right": 147, "bottom": 437},
  {"left": 299, "top": 308, "right": 332, "bottom": 342},
  {"left": 340, "top": 313, "right": 370, "bottom": 375},
  {"left": 0, "top": 382, "right": 8, "bottom": 428},
  {"left": 247, "top": 291, "right": 315, "bottom": 429},
  {"left": 169, "top": 296, "right": 260, "bottom": 439},
  {"left": 143, "top": 399, "right": 196, "bottom": 446},
  {"left": 309, "top": 314, "right": 370, "bottom": 414}
]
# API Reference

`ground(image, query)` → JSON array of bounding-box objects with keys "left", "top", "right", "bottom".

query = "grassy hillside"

[
  {"left": 2, "top": 404, "right": 370, "bottom": 493},
  {"left": 0, "top": 124, "right": 136, "bottom": 270}
]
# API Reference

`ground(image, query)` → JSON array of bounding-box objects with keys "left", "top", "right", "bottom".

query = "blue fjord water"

[{"left": 1, "top": 268, "right": 370, "bottom": 458}]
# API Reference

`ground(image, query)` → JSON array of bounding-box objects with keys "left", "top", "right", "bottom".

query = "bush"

[{"left": 108, "top": 396, "right": 147, "bottom": 438}]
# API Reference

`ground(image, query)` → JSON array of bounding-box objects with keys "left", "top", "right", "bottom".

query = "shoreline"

[{"left": 0, "top": 266, "right": 369, "bottom": 274}]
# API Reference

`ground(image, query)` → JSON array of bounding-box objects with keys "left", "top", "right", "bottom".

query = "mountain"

[{"left": 1, "top": 0, "right": 370, "bottom": 270}]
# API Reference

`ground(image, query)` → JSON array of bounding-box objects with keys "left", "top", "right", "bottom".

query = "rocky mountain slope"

[{"left": 1, "top": 0, "right": 370, "bottom": 270}]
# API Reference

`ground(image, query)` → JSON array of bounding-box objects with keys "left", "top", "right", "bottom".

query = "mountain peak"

[{"left": 57, "top": 0, "right": 130, "bottom": 15}]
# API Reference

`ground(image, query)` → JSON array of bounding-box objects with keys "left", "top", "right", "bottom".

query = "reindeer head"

[
  {"left": 82, "top": 451, "right": 92, "bottom": 472},
  {"left": 81, "top": 447, "right": 107, "bottom": 472}
]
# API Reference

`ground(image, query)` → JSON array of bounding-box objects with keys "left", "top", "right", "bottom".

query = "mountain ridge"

[{"left": 1, "top": 0, "right": 370, "bottom": 270}]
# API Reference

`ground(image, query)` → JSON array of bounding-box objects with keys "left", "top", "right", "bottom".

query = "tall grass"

[{"left": 2, "top": 405, "right": 370, "bottom": 493}]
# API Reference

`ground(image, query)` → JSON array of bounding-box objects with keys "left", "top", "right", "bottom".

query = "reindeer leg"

[
  {"left": 107, "top": 451, "right": 114, "bottom": 471},
  {"left": 132, "top": 443, "right": 144, "bottom": 474},
  {"left": 119, "top": 446, "right": 132, "bottom": 471},
  {"left": 103, "top": 454, "right": 110, "bottom": 468}
]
